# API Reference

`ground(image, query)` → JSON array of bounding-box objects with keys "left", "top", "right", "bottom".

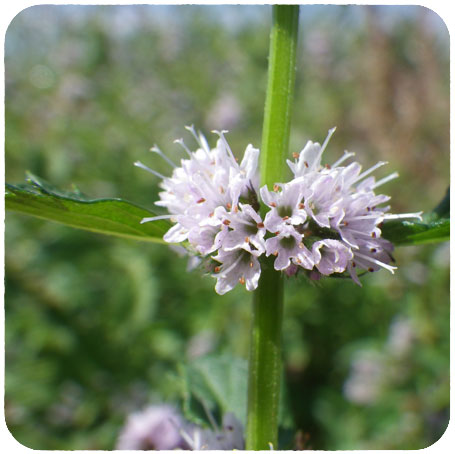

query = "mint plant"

[{"left": 5, "top": 5, "right": 449, "bottom": 450}]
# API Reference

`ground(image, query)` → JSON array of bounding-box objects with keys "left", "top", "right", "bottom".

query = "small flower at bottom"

[
  {"left": 265, "top": 226, "right": 314, "bottom": 271},
  {"left": 212, "top": 248, "right": 261, "bottom": 294}
]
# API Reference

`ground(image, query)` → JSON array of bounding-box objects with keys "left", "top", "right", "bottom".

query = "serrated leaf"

[{"left": 5, "top": 173, "right": 170, "bottom": 243}]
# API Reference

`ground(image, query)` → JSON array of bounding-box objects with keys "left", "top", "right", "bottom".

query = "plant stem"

[{"left": 246, "top": 5, "right": 299, "bottom": 450}]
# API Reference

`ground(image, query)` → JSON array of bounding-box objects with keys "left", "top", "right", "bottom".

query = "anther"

[
  {"left": 273, "top": 184, "right": 280, "bottom": 192},
  {"left": 270, "top": 202, "right": 277, "bottom": 207},
  {"left": 257, "top": 222, "right": 265, "bottom": 229},
  {"left": 298, "top": 203, "right": 305, "bottom": 209},
  {"left": 226, "top": 202, "right": 232, "bottom": 210},
  {"left": 234, "top": 205, "right": 239, "bottom": 213},
  {"left": 371, "top": 232, "right": 377, "bottom": 238},
  {"left": 223, "top": 220, "right": 231, "bottom": 226},
  {"left": 249, "top": 261, "right": 254, "bottom": 268},
  {"left": 214, "top": 266, "right": 221, "bottom": 273},
  {"left": 368, "top": 267, "right": 374, "bottom": 272},
  {"left": 370, "top": 248, "right": 377, "bottom": 253},
  {"left": 352, "top": 262, "right": 356, "bottom": 268},
  {"left": 292, "top": 152, "right": 299, "bottom": 159},
  {"left": 282, "top": 216, "right": 289, "bottom": 221},
  {"left": 304, "top": 161, "right": 309, "bottom": 168},
  {"left": 197, "top": 198, "right": 206, "bottom": 204},
  {"left": 239, "top": 277, "right": 245, "bottom": 285},
  {"left": 275, "top": 231, "right": 280, "bottom": 236},
  {"left": 245, "top": 237, "right": 250, "bottom": 243},
  {"left": 273, "top": 251, "right": 278, "bottom": 256},
  {"left": 219, "top": 186, "right": 225, "bottom": 194}
]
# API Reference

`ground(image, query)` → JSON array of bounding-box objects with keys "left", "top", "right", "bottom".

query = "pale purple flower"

[
  {"left": 265, "top": 226, "right": 313, "bottom": 271},
  {"left": 260, "top": 181, "right": 307, "bottom": 232},
  {"left": 221, "top": 203, "right": 266, "bottom": 255},
  {"left": 212, "top": 248, "right": 261, "bottom": 294},
  {"left": 138, "top": 126, "right": 422, "bottom": 292},
  {"left": 312, "top": 239, "right": 353, "bottom": 275},
  {"left": 116, "top": 405, "right": 188, "bottom": 450}
]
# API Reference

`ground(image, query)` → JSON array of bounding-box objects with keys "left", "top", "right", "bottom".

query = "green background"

[{"left": 5, "top": 5, "right": 449, "bottom": 449}]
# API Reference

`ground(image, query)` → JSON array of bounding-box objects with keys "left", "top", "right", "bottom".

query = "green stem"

[{"left": 246, "top": 5, "right": 299, "bottom": 450}]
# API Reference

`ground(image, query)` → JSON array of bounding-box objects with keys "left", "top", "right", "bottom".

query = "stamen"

[
  {"left": 292, "top": 152, "right": 299, "bottom": 159},
  {"left": 134, "top": 161, "right": 166, "bottom": 179},
  {"left": 354, "top": 161, "right": 388, "bottom": 184},
  {"left": 373, "top": 172, "right": 399, "bottom": 189},
  {"left": 185, "top": 125, "right": 211, "bottom": 158},
  {"left": 140, "top": 214, "right": 174, "bottom": 224},
  {"left": 196, "top": 198, "right": 206, "bottom": 204},
  {"left": 150, "top": 145, "right": 176, "bottom": 168},
  {"left": 174, "top": 138, "right": 192, "bottom": 158},
  {"left": 212, "top": 129, "right": 237, "bottom": 165},
  {"left": 332, "top": 150, "right": 355, "bottom": 167},
  {"left": 223, "top": 220, "right": 231, "bottom": 226},
  {"left": 312, "top": 127, "right": 336, "bottom": 170},
  {"left": 355, "top": 252, "right": 397, "bottom": 273},
  {"left": 239, "top": 277, "right": 246, "bottom": 285},
  {"left": 383, "top": 212, "right": 423, "bottom": 221},
  {"left": 257, "top": 222, "right": 265, "bottom": 229}
]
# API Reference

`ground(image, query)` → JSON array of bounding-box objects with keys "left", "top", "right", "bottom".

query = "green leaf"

[
  {"left": 382, "top": 189, "right": 450, "bottom": 246},
  {"left": 382, "top": 218, "right": 449, "bottom": 246},
  {"left": 179, "top": 354, "right": 248, "bottom": 428},
  {"left": 179, "top": 354, "right": 294, "bottom": 446},
  {"left": 5, "top": 173, "right": 171, "bottom": 243}
]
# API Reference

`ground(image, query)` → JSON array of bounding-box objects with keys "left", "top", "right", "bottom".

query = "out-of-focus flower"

[
  {"left": 181, "top": 412, "right": 245, "bottom": 450},
  {"left": 138, "top": 127, "right": 421, "bottom": 293},
  {"left": 116, "top": 405, "right": 188, "bottom": 450},
  {"left": 116, "top": 405, "right": 244, "bottom": 451}
]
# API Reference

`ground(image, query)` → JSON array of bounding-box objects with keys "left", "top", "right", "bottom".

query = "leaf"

[
  {"left": 5, "top": 173, "right": 171, "bottom": 243},
  {"left": 429, "top": 187, "right": 450, "bottom": 221},
  {"left": 179, "top": 354, "right": 294, "bottom": 442},
  {"left": 382, "top": 218, "right": 449, "bottom": 246},
  {"left": 179, "top": 354, "right": 248, "bottom": 428},
  {"left": 382, "top": 189, "right": 449, "bottom": 246}
]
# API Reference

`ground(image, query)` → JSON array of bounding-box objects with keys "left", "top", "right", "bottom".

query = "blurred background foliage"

[{"left": 4, "top": 5, "right": 449, "bottom": 450}]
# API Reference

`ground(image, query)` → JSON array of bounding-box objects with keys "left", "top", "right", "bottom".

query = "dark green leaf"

[
  {"left": 5, "top": 173, "right": 170, "bottom": 243},
  {"left": 427, "top": 187, "right": 450, "bottom": 222},
  {"left": 382, "top": 218, "right": 449, "bottom": 246}
]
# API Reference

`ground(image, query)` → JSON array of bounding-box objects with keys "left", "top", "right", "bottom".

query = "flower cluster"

[{"left": 138, "top": 127, "right": 421, "bottom": 294}]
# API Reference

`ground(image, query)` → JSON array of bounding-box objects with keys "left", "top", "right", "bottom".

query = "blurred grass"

[{"left": 5, "top": 5, "right": 449, "bottom": 450}]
